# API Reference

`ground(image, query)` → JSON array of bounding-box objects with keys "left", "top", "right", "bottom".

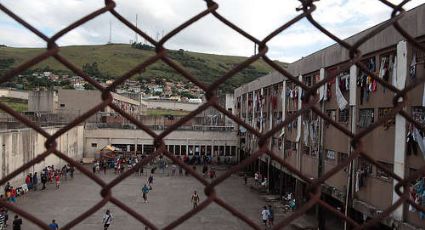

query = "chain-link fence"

[{"left": 1, "top": 0, "right": 425, "bottom": 229}]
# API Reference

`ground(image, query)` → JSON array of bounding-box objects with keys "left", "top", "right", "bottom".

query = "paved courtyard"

[{"left": 10, "top": 166, "right": 302, "bottom": 230}]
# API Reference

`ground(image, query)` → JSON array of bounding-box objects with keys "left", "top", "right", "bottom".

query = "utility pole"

[
  {"left": 108, "top": 19, "right": 112, "bottom": 44},
  {"left": 135, "top": 14, "right": 138, "bottom": 43}
]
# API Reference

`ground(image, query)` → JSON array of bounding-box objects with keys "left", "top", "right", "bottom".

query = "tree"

[
  {"left": 0, "top": 58, "right": 15, "bottom": 75},
  {"left": 84, "top": 83, "right": 95, "bottom": 90},
  {"left": 82, "top": 62, "right": 103, "bottom": 79}
]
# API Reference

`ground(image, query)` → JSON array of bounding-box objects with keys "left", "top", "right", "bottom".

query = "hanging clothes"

[
  {"left": 413, "top": 127, "right": 425, "bottom": 158},
  {"left": 406, "top": 129, "right": 418, "bottom": 156},
  {"left": 410, "top": 53, "right": 417, "bottom": 79},
  {"left": 335, "top": 76, "right": 348, "bottom": 110},
  {"left": 303, "top": 121, "right": 309, "bottom": 145}
]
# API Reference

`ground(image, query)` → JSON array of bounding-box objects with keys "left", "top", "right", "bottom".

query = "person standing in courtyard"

[
  {"left": 191, "top": 190, "right": 200, "bottom": 209},
  {"left": 32, "top": 172, "right": 38, "bottom": 191},
  {"left": 41, "top": 172, "right": 47, "bottom": 190},
  {"left": 244, "top": 173, "right": 248, "bottom": 185},
  {"left": 261, "top": 206, "right": 270, "bottom": 229},
  {"left": 48, "top": 219, "right": 58, "bottom": 230},
  {"left": 102, "top": 210, "right": 112, "bottom": 230},
  {"left": 142, "top": 184, "right": 150, "bottom": 203},
  {"left": 267, "top": 205, "right": 274, "bottom": 227},
  {"left": 12, "top": 215, "right": 22, "bottom": 230}
]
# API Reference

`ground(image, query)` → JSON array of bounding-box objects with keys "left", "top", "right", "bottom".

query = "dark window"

[
  {"left": 358, "top": 108, "right": 374, "bottom": 128},
  {"left": 338, "top": 109, "right": 349, "bottom": 123},
  {"left": 303, "top": 145, "right": 310, "bottom": 155},
  {"left": 303, "top": 75, "right": 313, "bottom": 87},
  {"left": 338, "top": 152, "right": 348, "bottom": 163},
  {"left": 376, "top": 161, "right": 393, "bottom": 181},
  {"left": 378, "top": 107, "right": 395, "bottom": 128},
  {"left": 91, "top": 143, "right": 97, "bottom": 148},
  {"left": 60, "top": 104, "right": 65, "bottom": 107},
  {"left": 231, "top": 146, "right": 236, "bottom": 156}
]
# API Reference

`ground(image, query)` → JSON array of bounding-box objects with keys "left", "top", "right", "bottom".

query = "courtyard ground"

[{"left": 8, "top": 166, "right": 317, "bottom": 229}]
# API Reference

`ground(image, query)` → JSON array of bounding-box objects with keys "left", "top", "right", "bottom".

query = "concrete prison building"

[{"left": 234, "top": 4, "right": 425, "bottom": 229}]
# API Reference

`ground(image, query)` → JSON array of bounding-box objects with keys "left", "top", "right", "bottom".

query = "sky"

[{"left": 0, "top": 0, "right": 423, "bottom": 62}]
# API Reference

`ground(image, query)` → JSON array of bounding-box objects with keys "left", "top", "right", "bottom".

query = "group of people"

[
  {"left": 93, "top": 156, "right": 148, "bottom": 176},
  {"left": 254, "top": 171, "right": 268, "bottom": 188},
  {"left": 0, "top": 209, "right": 23, "bottom": 230},
  {"left": 2, "top": 164, "right": 74, "bottom": 206},
  {"left": 260, "top": 205, "right": 274, "bottom": 229}
]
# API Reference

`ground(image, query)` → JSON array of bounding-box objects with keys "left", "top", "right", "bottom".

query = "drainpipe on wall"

[{"left": 344, "top": 65, "right": 358, "bottom": 230}]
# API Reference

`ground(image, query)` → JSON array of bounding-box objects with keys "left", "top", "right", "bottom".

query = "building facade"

[{"left": 235, "top": 5, "right": 425, "bottom": 229}]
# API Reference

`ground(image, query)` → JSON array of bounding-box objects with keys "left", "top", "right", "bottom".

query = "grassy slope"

[
  {"left": 0, "top": 44, "right": 286, "bottom": 91},
  {"left": 0, "top": 98, "right": 27, "bottom": 112}
]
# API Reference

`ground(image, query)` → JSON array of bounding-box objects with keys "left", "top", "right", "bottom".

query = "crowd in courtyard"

[{"left": 0, "top": 153, "right": 284, "bottom": 229}]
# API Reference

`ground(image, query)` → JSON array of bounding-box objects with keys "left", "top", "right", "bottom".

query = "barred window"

[
  {"left": 358, "top": 108, "right": 374, "bottom": 128},
  {"left": 303, "top": 75, "right": 313, "bottom": 87},
  {"left": 326, "top": 149, "right": 336, "bottom": 160},
  {"left": 327, "top": 110, "right": 336, "bottom": 121},
  {"left": 412, "top": 106, "right": 425, "bottom": 124},
  {"left": 338, "top": 109, "right": 349, "bottom": 123},
  {"left": 378, "top": 107, "right": 393, "bottom": 119}
]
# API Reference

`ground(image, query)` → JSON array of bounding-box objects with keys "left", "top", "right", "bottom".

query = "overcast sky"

[{"left": 0, "top": 0, "right": 423, "bottom": 62}]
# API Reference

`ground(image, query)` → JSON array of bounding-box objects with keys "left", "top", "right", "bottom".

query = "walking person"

[
  {"left": 32, "top": 172, "right": 38, "bottom": 191},
  {"left": 12, "top": 215, "right": 22, "bottom": 230},
  {"left": 48, "top": 219, "right": 58, "bottom": 230},
  {"left": 148, "top": 175, "right": 154, "bottom": 187},
  {"left": 267, "top": 205, "right": 274, "bottom": 227},
  {"left": 69, "top": 165, "right": 74, "bottom": 179},
  {"left": 102, "top": 210, "right": 112, "bottom": 230},
  {"left": 191, "top": 191, "right": 200, "bottom": 209},
  {"left": 62, "top": 165, "right": 68, "bottom": 181},
  {"left": 261, "top": 206, "right": 270, "bottom": 229},
  {"left": 92, "top": 161, "right": 97, "bottom": 174},
  {"left": 55, "top": 173, "right": 60, "bottom": 190},
  {"left": 142, "top": 184, "right": 150, "bottom": 203},
  {"left": 244, "top": 173, "right": 248, "bottom": 185}
]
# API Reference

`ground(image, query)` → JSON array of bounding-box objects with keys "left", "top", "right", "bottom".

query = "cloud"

[{"left": 0, "top": 0, "right": 423, "bottom": 62}]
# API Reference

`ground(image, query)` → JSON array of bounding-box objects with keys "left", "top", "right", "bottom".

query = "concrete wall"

[
  {"left": 0, "top": 89, "right": 28, "bottom": 100},
  {"left": 0, "top": 125, "right": 84, "bottom": 189},
  {"left": 28, "top": 91, "right": 58, "bottom": 112},
  {"left": 145, "top": 100, "right": 201, "bottom": 111},
  {"left": 57, "top": 89, "right": 141, "bottom": 122},
  {"left": 84, "top": 128, "right": 238, "bottom": 158}
]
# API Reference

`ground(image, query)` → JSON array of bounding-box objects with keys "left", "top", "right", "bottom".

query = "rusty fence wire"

[{"left": 1, "top": 0, "right": 425, "bottom": 229}]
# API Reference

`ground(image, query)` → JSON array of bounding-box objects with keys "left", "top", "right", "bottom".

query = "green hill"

[{"left": 0, "top": 44, "right": 286, "bottom": 92}]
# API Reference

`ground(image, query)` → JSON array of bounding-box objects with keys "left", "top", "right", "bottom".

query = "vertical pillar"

[
  {"left": 134, "top": 138, "right": 137, "bottom": 155},
  {"left": 392, "top": 40, "right": 408, "bottom": 221},
  {"left": 344, "top": 65, "right": 358, "bottom": 230}
]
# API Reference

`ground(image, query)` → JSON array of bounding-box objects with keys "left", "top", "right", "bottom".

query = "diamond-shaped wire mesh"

[{"left": 1, "top": 0, "right": 425, "bottom": 229}]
